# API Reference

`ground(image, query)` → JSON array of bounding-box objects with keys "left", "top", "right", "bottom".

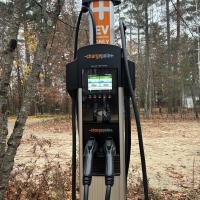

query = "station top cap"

[{"left": 82, "top": 0, "right": 121, "bottom": 7}]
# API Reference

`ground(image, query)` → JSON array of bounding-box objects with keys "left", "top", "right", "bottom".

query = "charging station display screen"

[{"left": 88, "top": 74, "right": 112, "bottom": 91}]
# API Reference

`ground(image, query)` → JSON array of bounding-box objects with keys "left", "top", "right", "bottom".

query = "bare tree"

[
  {"left": 0, "top": 0, "right": 25, "bottom": 170},
  {"left": 166, "top": 0, "right": 174, "bottom": 113},
  {"left": 144, "top": 0, "right": 152, "bottom": 118},
  {"left": 0, "top": 0, "right": 64, "bottom": 199}
]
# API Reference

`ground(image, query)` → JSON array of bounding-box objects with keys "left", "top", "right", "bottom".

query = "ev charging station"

[{"left": 66, "top": 1, "right": 149, "bottom": 200}]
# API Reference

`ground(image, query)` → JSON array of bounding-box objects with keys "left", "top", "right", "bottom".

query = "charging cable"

[
  {"left": 83, "top": 138, "right": 98, "bottom": 200},
  {"left": 120, "top": 20, "right": 149, "bottom": 200},
  {"left": 104, "top": 138, "right": 116, "bottom": 200}
]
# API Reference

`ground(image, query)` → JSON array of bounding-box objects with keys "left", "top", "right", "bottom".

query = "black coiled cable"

[{"left": 120, "top": 20, "right": 149, "bottom": 200}]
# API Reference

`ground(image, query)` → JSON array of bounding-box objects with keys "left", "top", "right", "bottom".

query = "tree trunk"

[
  {"left": 173, "top": 0, "right": 181, "bottom": 112},
  {"left": 137, "top": 26, "right": 141, "bottom": 62},
  {"left": 176, "top": 0, "right": 181, "bottom": 52},
  {"left": 16, "top": 51, "right": 23, "bottom": 110},
  {"left": 0, "top": 0, "right": 24, "bottom": 170},
  {"left": 0, "top": 1, "right": 64, "bottom": 198},
  {"left": 190, "top": 85, "right": 199, "bottom": 119},
  {"left": 171, "top": 0, "right": 181, "bottom": 113},
  {"left": 24, "top": 22, "right": 31, "bottom": 66},
  {"left": 166, "top": 0, "right": 173, "bottom": 113},
  {"left": 144, "top": 0, "right": 152, "bottom": 118},
  {"left": 0, "top": 31, "right": 48, "bottom": 198}
]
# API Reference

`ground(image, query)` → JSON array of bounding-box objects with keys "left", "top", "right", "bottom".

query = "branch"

[
  {"left": 32, "top": 0, "right": 88, "bottom": 31},
  {"left": 170, "top": 0, "right": 195, "bottom": 38}
]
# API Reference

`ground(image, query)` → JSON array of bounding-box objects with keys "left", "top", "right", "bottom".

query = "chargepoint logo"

[
  {"left": 91, "top": 1, "right": 112, "bottom": 44},
  {"left": 89, "top": 128, "right": 113, "bottom": 135},
  {"left": 84, "top": 53, "right": 114, "bottom": 60}
]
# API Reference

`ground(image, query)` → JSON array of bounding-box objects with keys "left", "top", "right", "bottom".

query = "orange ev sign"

[{"left": 91, "top": 1, "right": 112, "bottom": 44}]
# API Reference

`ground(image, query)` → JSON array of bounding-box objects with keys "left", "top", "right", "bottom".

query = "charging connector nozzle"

[
  {"left": 104, "top": 138, "right": 116, "bottom": 200},
  {"left": 83, "top": 138, "right": 98, "bottom": 200}
]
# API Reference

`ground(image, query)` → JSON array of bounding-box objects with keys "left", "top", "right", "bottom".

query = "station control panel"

[{"left": 82, "top": 68, "right": 120, "bottom": 175}]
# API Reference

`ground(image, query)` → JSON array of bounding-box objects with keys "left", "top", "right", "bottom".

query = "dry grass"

[
  {"left": 6, "top": 137, "right": 71, "bottom": 200},
  {"left": 6, "top": 137, "right": 200, "bottom": 200},
  {"left": 127, "top": 168, "right": 200, "bottom": 200}
]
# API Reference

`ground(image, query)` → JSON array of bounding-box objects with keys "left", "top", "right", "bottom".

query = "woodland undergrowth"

[{"left": 6, "top": 137, "right": 200, "bottom": 200}]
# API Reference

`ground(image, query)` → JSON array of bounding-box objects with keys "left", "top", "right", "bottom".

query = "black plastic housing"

[
  {"left": 66, "top": 44, "right": 135, "bottom": 97},
  {"left": 66, "top": 44, "right": 135, "bottom": 176}
]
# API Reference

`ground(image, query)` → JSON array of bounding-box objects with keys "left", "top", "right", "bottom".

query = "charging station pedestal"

[
  {"left": 66, "top": 1, "right": 139, "bottom": 200},
  {"left": 67, "top": 44, "right": 135, "bottom": 200},
  {"left": 80, "top": 45, "right": 129, "bottom": 200}
]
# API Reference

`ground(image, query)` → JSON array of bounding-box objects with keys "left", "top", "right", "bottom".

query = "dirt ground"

[{"left": 8, "top": 116, "right": 200, "bottom": 193}]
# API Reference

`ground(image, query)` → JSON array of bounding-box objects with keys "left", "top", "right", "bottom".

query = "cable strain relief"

[
  {"left": 83, "top": 176, "right": 92, "bottom": 186},
  {"left": 105, "top": 176, "right": 114, "bottom": 186}
]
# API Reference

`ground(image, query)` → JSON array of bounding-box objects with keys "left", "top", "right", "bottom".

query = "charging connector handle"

[
  {"left": 104, "top": 138, "right": 116, "bottom": 200},
  {"left": 104, "top": 139, "right": 116, "bottom": 186},
  {"left": 83, "top": 138, "right": 97, "bottom": 185},
  {"left": 83, "top": 138, "right": 97, "bottom": 200}
]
